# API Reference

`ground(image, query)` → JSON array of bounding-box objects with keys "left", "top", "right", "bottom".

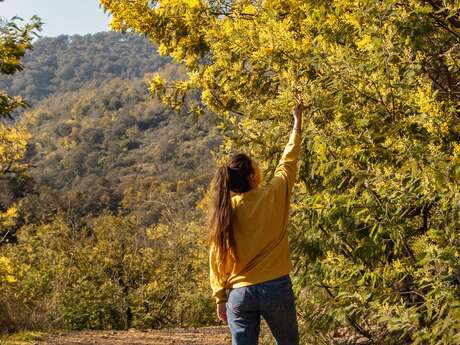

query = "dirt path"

[{"left": 34, "top": 320, "right": 275, "bottom": 345}]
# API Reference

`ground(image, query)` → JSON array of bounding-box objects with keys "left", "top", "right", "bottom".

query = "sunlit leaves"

[
  {"left": 0, "top": 15, "right": 42, "bottom": 118},
  {"left": 0, "top": 15, "right": 41, "bottom": 260},
  {"left": 0, "top": 256, "right": 15, "bottom": 283},
  {"left": 101, "top": 0, "right": 460, "bottom": 343}
]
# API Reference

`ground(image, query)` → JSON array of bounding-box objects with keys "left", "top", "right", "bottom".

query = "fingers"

[
  {"left": 219, "top": 307, "right": 228, "bottom": 323},
  {"left": 294, "top": 93, "right": 304, "bottom": 105},
  {"left": 216, "top": 304, "right": 228, "bottom": 324},
  {"left": 217, "top": 312, "right": 227, "bottom": 323}
]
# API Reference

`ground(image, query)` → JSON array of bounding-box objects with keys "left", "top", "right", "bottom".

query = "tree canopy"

[
  {"left": 101, "top": 1, "right": 460, "bottom": 344},
  {"left": 0, "top": 13, "right": 41, "bottom": 303}
]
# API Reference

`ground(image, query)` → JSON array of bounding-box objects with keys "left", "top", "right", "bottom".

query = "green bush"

[{"left": 0, "top": 209, "right": 214, "bottom": 331}]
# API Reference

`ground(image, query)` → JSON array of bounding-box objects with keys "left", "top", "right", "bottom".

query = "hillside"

[
  {"left": 19, "top": 76, "right": 220, "bottom": 227},
  {"left": 0, "top": 32, "right": 171, "bottom": 106},
  {"left": 0, "top": 31, "right": 222, "bottom": 229}
]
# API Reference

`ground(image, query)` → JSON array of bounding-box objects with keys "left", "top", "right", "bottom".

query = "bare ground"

[{"left": 25, "top": 320, "right": 276, "bottom": 345}]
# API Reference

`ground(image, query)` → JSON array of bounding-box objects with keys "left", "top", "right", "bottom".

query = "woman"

[{"left": 208, "top": 94, "right": 304, "bottom": 345}]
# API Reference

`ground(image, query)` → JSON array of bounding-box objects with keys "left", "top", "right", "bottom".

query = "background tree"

[{"left": 0, "top": 13, "right": 41, "bottom": 286}]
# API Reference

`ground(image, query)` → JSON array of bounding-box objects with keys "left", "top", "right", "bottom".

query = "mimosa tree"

[
  {"left": 100, "top": 1, "right": 460, "bottom": 343},
  {"left": 0, "top": 14, "right": 41, "bottom": 283}
]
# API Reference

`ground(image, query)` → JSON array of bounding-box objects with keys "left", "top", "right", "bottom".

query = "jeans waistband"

[
  {"left": 229, "top": 274, "right": 290, "bottom": 290},
  {"left": 263, "top": 274, "right": 290, "bottom": 284}
]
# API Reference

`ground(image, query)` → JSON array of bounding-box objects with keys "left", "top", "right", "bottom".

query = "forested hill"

[
  {"left": 0, "top": 31, "right": 171, "bottom": 105},
  {"left": 0, "top": 31, "right": 221, "bottom": 229}
]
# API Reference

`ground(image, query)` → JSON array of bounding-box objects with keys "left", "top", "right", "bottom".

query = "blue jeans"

[{"left": 226, "top": 274, "right": 299, "bottom": 345}]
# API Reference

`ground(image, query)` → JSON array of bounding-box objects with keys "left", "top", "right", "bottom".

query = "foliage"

[
  {"left": 0, "top": 330, "right": 46, "bottom": 344},
  {"left": 0, "top": 15, "right": 41, "bottom": 118},
  {"left": 101, "top": 0, "right": 460, "bottom": 344},
  {"left": 0, "top": 207, "right": 213, "bottom": 331},
  {"left": 0, "top": 14, "right": 41, "bottom": 293}
]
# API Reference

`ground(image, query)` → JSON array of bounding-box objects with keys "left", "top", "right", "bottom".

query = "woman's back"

[{"left": 209, "top": 129, "right": 302, "bottom": 303}]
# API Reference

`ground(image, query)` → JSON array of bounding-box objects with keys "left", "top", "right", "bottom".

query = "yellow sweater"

[{"left": 209, "top": 128, "right": 301, "bottom": 304}]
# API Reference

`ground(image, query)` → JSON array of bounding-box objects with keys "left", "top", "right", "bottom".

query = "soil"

[{"left": 32, "top": 320, "right": 276, "bottom": 345}]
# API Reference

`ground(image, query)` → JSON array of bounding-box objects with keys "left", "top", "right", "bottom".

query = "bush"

[{"left": 0, "top": 208, "right": 215, "bottom": 331}]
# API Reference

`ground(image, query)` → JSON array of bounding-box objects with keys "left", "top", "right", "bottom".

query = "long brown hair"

[{"left": 208, "top": 153, "right": 254, "bottom": 283}]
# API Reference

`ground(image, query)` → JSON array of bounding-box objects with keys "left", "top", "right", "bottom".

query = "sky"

[{"left": 0, "top": 0, "right": 112, "bottom": 37}]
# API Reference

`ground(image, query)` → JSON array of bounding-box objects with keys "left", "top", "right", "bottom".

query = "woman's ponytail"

[{"left": 208, "top": 165, "right": 237, "bottom": 284}]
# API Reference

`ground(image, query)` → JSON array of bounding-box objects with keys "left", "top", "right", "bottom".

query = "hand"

[
  {"left": 217, "top": 302, "right": 228, "bottom": 324},
  {"left": 292, "top": 93, "right": 304, "bottom": 128}
]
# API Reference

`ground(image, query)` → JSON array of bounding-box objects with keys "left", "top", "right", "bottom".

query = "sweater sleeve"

[
  {"left": 209, "top": 244, "right": 230, "bottom": 305},
  {"left": 268, "top": 128, "right": 301, "bottom": 200}
]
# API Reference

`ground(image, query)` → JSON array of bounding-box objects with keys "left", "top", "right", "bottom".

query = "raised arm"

[{"left": 269, "top": 94, "right": 304, "bottom": 198}]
